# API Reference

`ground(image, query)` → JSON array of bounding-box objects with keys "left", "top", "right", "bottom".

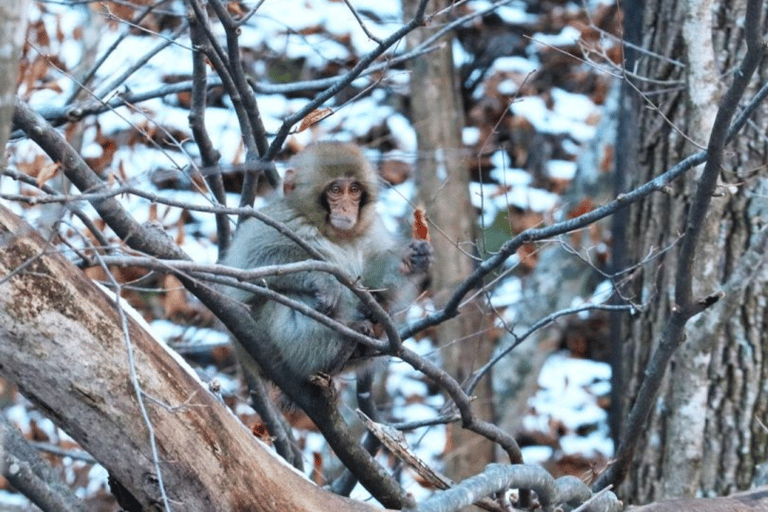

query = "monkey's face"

[
  {"left": 323, "top": 178, "right": 364, "bottom": 232},
  {"left": 282, "top": 143, "right": 378, "bottom": 239}
]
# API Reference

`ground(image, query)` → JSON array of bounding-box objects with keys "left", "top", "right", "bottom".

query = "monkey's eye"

[
  {"left": 350, "top": 183, "right": 362, "bottom": 194},
  {"left": 329, "top": 184, "right": 342, "bottom": 194}
]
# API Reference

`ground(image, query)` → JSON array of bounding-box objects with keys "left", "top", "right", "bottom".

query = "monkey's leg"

[{"left": 325, "top": 338, "right": 363, "bottom": 376}]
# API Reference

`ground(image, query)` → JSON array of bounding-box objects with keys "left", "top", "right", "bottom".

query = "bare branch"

[
  {"left": 12, "top": 97, "right": 405, "bottom": 508},
  {"left": 189, "top": 6, "right": 230, "bottom": 259},
  {"left": 84, "top": 254, "right": 391, "bottom": 351},
  {"left": 65, "top": 0, "right": 172, "bottom": 104},
  {"left": 401, "top": 61, "right": 768, "bottom": 341},
  {"left": 206, "top": 0, "right": 274, "bottom": 200},
  {"left": 89, "top": 252, "right": 172, "bottom": 511},
  {"left": 340, "top": 0, "right": 383, "bottom": 44},
  {"left": 466, "top": 303, "right": 634, "bottom": 395},
  {"left": 93, "top": 23, "right": 188, "bottom": 100},
  {"left": 1, "top": 417, "right": 86, "bottom": 512},
  {"left": 405, "top": 463, "right": 621, "bottom": 512},
  {"left": 265, "top": 0, "right": 431, "bottom": 159}
]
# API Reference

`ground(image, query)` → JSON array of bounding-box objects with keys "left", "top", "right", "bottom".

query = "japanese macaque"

[{"left": 222, "top": 142, "right": 432, "bottom": 381}]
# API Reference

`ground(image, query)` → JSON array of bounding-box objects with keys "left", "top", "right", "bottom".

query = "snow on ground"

[{"left": 523, "top": 352, "right": 613, "bottom": 462}]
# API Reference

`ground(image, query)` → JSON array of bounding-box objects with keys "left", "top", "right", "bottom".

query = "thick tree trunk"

[
  {"left": 403, "top": 0, "right": 496, "bottom": 491},
  {"left": 0, "top": 0, "right": 29, "bottom": 157},
  {"left": 0, "top": 205, "right": 378, "bottom": 512},
  {"left": 621, "top": 0, "right": 768, "bottom": 503}
]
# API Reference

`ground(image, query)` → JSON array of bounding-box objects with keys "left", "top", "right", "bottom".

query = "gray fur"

[{"left": 221, "top": 143, "right": 431, "bottom": 381}]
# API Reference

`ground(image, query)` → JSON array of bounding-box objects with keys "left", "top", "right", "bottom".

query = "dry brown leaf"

[
  {"left": 568, "top": 198, "right": 593, "bottom": 219},
  {"left": 175, "top": 213, "right": 186, "bottom": 246},
  {"left": 412, "top": 208, "right": 430, "bottom": 241},
  {"left": 380, "top": 159, "right": 412, "bottom": 185},
  {"left": 84, "top": 266, "right": 108, "bottom": 282},
  {"left": 251, "top": 422, "right": 271, "bottom": 442},
  {"left": 148, "top": 203, "right": 158, "bottom": 222},
  {"left": 17, "top": 154, "right": 47, "bottom": 178},
  {"left": 84, "top": 127, "right": 118, "bottom": 173},
  {"left": 516, "top": 243, "right": 539, "bottom": 273},
  {"left": 162, "top": 274, "right": 189, "bottom": 320},
  {"left": 36, "top": 162, "right": 61, "bottom": 187},
  {"left": 42, "top": 81, "right": 63, "bottom": 94},
  {"left": 175, "top": 90, "right": 192, "bottom": 108},
  {"left": 55, "top": 17, "right": 65, "bottom": 43},
  {"left": 311, "top": 453, "right": 324, "bottom": 486},
  {"left": 32, "top": 20, "right": 50, "bottom": 47},
  {"left": 25, "top": 56, "right": 51, "bottom": 91},
  {"left": 507, "top": 208, "right": 543, "bottom": 234},
  {"left": 297, "top": 108, "right": 332, "bottom": 132},
  {"left": 227, "top": 1, "right": 246, "bottom": 16}
]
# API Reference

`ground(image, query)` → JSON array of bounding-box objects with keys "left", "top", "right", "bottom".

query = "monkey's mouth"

[{"left": 329, "top": 215, "right": 356, "bottom": 231}]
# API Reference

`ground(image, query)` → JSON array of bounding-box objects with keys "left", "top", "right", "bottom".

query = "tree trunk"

[
  {"left": 0, "top": 205, "right": 379, "bottom": 512},
  {"left": 621, "top": 0, "right": 768, "bottom": 503},
  {"left": 403, "top": 0, "right": 497, "bottom": 491},
  {"left": 0, "top": 0, "right": 29, "bottom": 157}
]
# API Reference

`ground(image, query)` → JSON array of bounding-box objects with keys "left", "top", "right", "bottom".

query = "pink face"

[{"left": 325, "top": 178, "right": 364, "bottom": 231}]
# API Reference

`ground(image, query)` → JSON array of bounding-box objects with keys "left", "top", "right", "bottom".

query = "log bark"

[
  {"left": 628, "top": 487, "right": 768, "bottom": 511},
  {"left": 0, "top": 205, "right": 379, "bottom": 512}
]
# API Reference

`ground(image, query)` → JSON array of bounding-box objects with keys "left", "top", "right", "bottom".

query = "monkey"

[{"left": 221, "top": 142, "right": 432, "bottom": 383}]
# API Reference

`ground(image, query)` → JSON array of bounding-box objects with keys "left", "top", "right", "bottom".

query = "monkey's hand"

[
  {"left": 400, "top": 239, "right": 433, "bottom": 276},
  {"left": 309, "top": 277, "right": 343, "bottom": 317},
  {"left": 349, "top": 318, "right": 376, "bottom": 338}
]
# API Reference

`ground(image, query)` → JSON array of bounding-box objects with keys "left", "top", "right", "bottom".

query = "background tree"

[
  {"left": 613, "top": 0, "right": 768, "bottom": 503},
  {"left": 0, "top": 0, "right": 29, "bottom": 154},
  {"left": 404, "top": 0, "right": 497, "bottom": 490}
]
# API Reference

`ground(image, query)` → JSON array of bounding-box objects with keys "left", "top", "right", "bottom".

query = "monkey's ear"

[{"left": 283, "top": 168, "right": 296, "bottom": 195}]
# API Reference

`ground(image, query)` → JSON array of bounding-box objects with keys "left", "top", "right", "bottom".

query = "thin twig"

[
  {"left": 93, "top": 22, "right": 188, "bottom": 100},
  {"left": 265, "top": 0, "right": 432, "bottom": 159},
  {"left": 189, "top": 6, "right": 230, "bottom": 259},
  {"left": 341, "top": 0, "right": 382, "bottom": 44},
  {"left": 91, "top": 252, "right": 172, "bottom": 511},
  {"left": 65, "top": 0, "right": 171, "bottom": 103},
  {"left": 466, "top": 303, "right": 634, "bottom": 395}
]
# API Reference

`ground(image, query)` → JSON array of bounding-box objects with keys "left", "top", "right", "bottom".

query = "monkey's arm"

[
  {"left": 221, "top": 218, "right": 345, "bottom": 314},
  {"left": 360, "top": 221, "right": 433, "bottom": 325},
  {"left": 364, "top": 218, "right": 432, "bottom": 288}
]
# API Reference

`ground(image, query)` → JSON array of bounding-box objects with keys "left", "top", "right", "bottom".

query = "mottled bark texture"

[{"left": 620, "top": 0, "right": 768, "bottom": 503}]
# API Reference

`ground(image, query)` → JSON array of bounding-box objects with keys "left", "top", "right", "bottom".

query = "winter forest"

[{"left": 0, "top": 0, "right": 767, "bottom": 510}]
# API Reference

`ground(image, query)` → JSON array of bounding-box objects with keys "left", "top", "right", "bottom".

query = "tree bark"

[
  {"left": 0, "top": 205, "right": 380, "bottom": 512},
  {"left": 628, "top": 487, "right": 768, "bottom": 511},
  {"left": 403, "top": 0, "right": 496, "bottom": 494},
  {"left": 0, "top": 0, "right": 30, "bottom": 158},
  {"left": 621, "top": 0, "right": 768, "bottom": 503}
]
